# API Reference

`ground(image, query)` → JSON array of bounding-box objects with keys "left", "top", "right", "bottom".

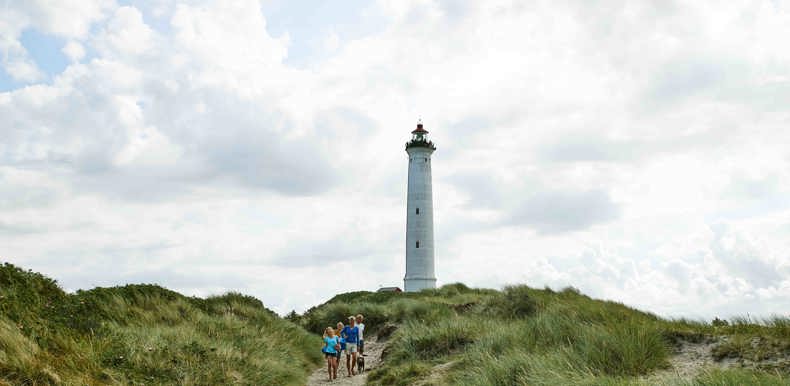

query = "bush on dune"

[{"left": 300, "top": 294, "right": 456, "bottom": 337}]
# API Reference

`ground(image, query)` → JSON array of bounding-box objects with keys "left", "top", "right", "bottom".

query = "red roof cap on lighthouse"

[
  {"left": 411, "top": 121, "right": 428, "bottom": 134},
  {"left": 405, "top": 119, "right": 436, "bottom": 151}
]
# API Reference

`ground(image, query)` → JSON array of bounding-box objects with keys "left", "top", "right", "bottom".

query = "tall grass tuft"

[
  {"left": 573, "top": 322, "right": 669, "bottom": 376},
  {"left": 487, "top": 285, "right": 539, "bottom": 318},
  {"left": 692, "top": 368, "right": 788, "bottom": 385}
]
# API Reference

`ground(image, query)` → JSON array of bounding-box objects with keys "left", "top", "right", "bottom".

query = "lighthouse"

[{"left": 404, "top": 121, "right": 437, "bottom": 292}]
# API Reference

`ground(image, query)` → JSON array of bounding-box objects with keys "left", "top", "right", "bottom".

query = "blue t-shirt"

[
  {"left": 342, "top": 326, "right": 359, "bottom": 344},
  {"left": 324, "top": 336, "right": 339, "bottom": 354},
  {"left": 339, "top": 336, "right": 346, "bottom": 350}
]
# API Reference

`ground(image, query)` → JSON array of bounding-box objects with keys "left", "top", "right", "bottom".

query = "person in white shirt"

[{"left": 355, "top": 314, "right": 366, "bottom": 355}]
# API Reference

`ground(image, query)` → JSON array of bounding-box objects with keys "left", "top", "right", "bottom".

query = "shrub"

[
  {"left": 712, "top": 317, "right": 729, "bottom": 327},
  {"left": 302, "top": 302, "right": 353, "bottom": 334},
  {"left": 348, "top": 302, "right": 389, "bottom": 334},
  {"left": 432, "top": 282, "right": 471, "bottom": 297},
  {"left": 284, "top": 310, "right": 300, "bottom": 324}
]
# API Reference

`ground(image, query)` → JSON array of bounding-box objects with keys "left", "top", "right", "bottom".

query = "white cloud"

[
  {"left": 1, "top": 0, "right": 789, "bottom": 318},
  {"left": 323, "top": 29, "right": 340, "bottom": 53},
  {"left": 95, "top": 6, "right": 155, "bottom": 57},
  {"left": 4, "top": 57, "right": 45, "bottom": 82},
  {"left": 23, "top": 0, "right": 115, "bottom": 38},
  {"left": 62, "top": 41, "right": 86, "bottom": 62},
  {"left": 0, "top": 0, "right": 113, "bottom": 81}
]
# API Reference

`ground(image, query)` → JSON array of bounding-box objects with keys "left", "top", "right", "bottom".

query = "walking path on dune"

[{"left": 306, "top": 338, "right": 384, "bottom": 386}]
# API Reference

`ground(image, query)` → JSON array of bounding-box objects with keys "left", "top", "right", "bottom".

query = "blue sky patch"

[{"left": 20, "top": 29, "right": 70, "bottom": 79}]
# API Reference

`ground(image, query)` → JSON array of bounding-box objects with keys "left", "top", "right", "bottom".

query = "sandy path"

[
  {"left": 641, "top": 337, "right": 733, "bottom": 384},
  {"left": 306, "top": 338, "right": 384, "bottom": 386}
]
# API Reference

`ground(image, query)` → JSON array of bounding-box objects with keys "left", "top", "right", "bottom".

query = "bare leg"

[
  {"left": 351, "top": 352, "right": 357, "bottom": 375},
  {"left": 346, "top": 353, "right": 351, "bottom": 376},
  {"left": 326, "top": 356, "right": 332, "bottom": 380}
]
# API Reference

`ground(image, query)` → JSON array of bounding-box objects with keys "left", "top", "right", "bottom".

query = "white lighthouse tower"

[{"left": 404, "top": 121, "right": 437, "bottom": 292}]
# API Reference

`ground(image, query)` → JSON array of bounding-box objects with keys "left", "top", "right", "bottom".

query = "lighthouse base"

[{"left": 404, "top": 277, "right": 437, "bottom": 292}]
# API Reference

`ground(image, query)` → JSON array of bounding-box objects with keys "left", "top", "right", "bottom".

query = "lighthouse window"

[
  {"left": 424, "top": 158, "right": 427, "bottom": 162},
  {"left": 416, "top": 208, "right": 420, "bottom": 215},
  {"left": 416, "top": 241, "right": 420, "bottom": 248}
]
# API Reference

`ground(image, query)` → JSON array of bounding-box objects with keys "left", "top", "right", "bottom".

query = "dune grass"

[
  {"left": 0, "top": 263, "right": 321, "bottom": 385},
  {"left": 4, "top": 262, "right": 788, "bottom": 385},
  {"left": 690, "top": 368, "right": 787, "bottom": 385},
  {"left": 298, "top": 283, "right": 790, "bottom": 385}
]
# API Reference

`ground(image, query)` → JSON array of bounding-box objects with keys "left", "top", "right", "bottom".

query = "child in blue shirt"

[{"left": 322, "top": 327, "right": 340, "bottom": 380}]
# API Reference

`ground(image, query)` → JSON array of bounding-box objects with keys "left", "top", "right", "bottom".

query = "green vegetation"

[
  {"left": 298, "top": 283, "right": 790, "bottom": 385},
  {"left": 3, "top": 263, "right": 788, "bottom": 385},
  {"left": 0, "top": 263, "right": 321, "bottom": 385},
  {"left": 687, "top": 368, "right": 788, "bottom": 385}
]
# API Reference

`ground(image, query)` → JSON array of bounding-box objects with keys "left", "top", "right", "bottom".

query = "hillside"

[
  {"left": 2, "top": 264, "right": 788, "bottom": 385},
  {"left": 0, "top": 263, "right": 321, "bottom": 385},
  {"left": 297, "top": 284, "right": 790, "bottom": 385}
]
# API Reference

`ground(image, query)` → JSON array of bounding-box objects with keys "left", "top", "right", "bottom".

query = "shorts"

[
  {"left": 346, "top": 343, "right": 358, "bottom": 353},
  {"left": 324, "top": 351, "right": 337, "bottom": 358},
  {"left": 358, "top": 340, "right": 364, "bottom": 352},
  {"left": 335, "top": 350, "right": 341, "bottom": 359}
]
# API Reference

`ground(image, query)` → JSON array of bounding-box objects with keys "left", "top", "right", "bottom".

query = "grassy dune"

[
  {"left": 0, "top": 263, "right": 321, "bottom": 385},
  {"left": 3, "top": 262, "right": 788, "bottom": 385},
  {"left": 297, "top": 284, "right": 789, "bottom": 385}
]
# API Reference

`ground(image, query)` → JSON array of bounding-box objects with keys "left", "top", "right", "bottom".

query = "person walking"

[
  {"left": 322, "top": 327, "right": 340, "bottom": 381},
  {"left": 335, "top": 322, "right": 346, "bottom": 374},
  {"left": 355, "top": 314, "right": 366, "bottom": 356},
  {"left": 341, "top": 316, "right": 360, "bottom": 376}
]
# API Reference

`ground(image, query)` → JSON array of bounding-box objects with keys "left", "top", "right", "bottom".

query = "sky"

[{"left": 1, "top": 0, "right": 789, "bottom": 319}]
